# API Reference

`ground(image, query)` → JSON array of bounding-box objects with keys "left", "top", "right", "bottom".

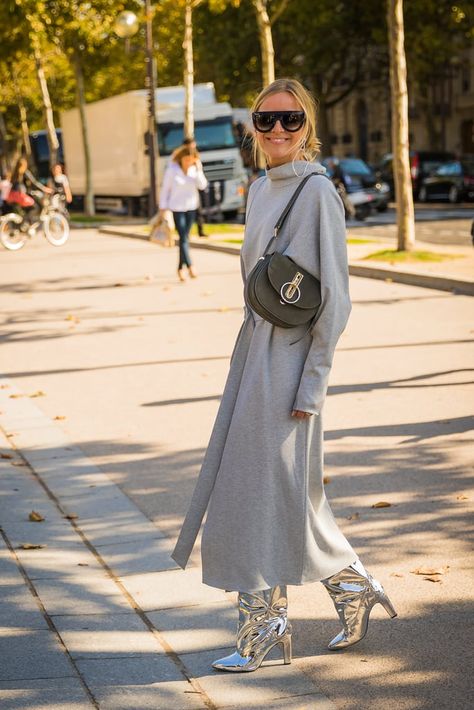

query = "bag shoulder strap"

[
  {"left": 274, "top": 173, "right": 314, "bottom": 236},
  {"left": 262, "top": 172, "right": 320, "bottom": 256}
]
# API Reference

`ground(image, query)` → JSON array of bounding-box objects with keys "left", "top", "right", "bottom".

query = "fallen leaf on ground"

[
  {"left": 347, "top": 512, "right": 360, "bottom": 520},
  {"left": 11, "top": 461, "right": 26, "bottom": 467},
  {"left": 29, "top": 510, "right": 45, "bottom": 522},
  {"left": 30, "top": 391, "right": 46, "bottom": 398},
  {"left": 423, "top": 575, "right": 443, "bottom": 583},
  {"left": 113, "top": 283, "right": 125, "bottom": 287},
  {"left": 64, "top": 513, "right": 78, "bottom": 520},
  {"left": 323, "top": 476, "right": 331, "bottom": 484},
  {"left": 9, "top": 394, "right": 24, "bottom": 399},
  {"left": 371, "top": 501, "right": 392, "bottom": 508},
  {"left": 360, "top": 659, "right": 368, "bottom": 663},
  {"left": 456, "top": 494, "right": 469, "bottom": 501},
  {"left": 77, "top": 563, "right": 89, "bottom": 567},
  {"left": 1, "top": 453, "right": 13, "bottom": 459},
  {"left": 411, "top": 566, "right": 449, "bottom": 576},
  {"left": 53, "top": 416, "right": 66, "bottom": 421},
  {"left": 6, "top": 433, "right": 16, "bottom": 438},
  {"left": 18, "top": 543, "right": 46, "bottom": 550}
]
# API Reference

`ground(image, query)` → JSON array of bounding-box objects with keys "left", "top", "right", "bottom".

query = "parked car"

[
  {"left": 322, "top": 157, "right": 390, "bottom": 213},
  {"left": 418, "top": 158, "right": 474, "bottom": 203},
  {"left": 375, "top": 150, "right": 457, "bottom": 199}
]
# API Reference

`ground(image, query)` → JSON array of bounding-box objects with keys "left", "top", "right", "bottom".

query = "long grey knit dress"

[{"left": 171, "top": 160, "right": 357, "bottom": 593}]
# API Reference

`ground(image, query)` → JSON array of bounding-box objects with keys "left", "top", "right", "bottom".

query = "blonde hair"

[
  {"left": 250, "top": 78, "right": 321, "bottom": 167},
  {"left": 172, "top": 144, "right": 197, "bottom": 170}
]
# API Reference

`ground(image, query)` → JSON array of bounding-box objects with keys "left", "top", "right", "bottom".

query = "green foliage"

[{"left": 0, "top": 0, "right": 471, "bottom": 154}]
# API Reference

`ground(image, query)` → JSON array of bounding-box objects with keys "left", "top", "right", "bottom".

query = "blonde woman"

[
  {"left": 159, "top": 145, "right": 207, "bottom": 281},
  {"left": 172, "top": 79, "right": 396, "bottom": 671}
]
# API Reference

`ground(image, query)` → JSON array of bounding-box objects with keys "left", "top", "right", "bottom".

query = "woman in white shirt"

[{"left": 159, "top": 145, "right": 207, "bottom": 281}]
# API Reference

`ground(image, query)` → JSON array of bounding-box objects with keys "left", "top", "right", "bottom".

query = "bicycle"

[{"left": 0, "top": 191, "right": 70, "bottom": 251}]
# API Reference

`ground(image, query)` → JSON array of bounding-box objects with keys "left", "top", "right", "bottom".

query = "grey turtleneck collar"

[{"left": 265, "top": 160, "right": 327, "bottom": 181}]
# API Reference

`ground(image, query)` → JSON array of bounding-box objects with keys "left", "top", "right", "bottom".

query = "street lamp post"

[{"left": 114, "top": 5, "right": 158, "bottom": 217}]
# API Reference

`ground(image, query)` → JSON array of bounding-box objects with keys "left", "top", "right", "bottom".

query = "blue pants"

[{"left": 173, "top": 210, "right": 196, "bottom": 269}]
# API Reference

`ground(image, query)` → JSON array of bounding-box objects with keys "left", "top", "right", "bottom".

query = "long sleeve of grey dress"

[{"left": 171, "top": 161, "right": 357, "bottom": 592}]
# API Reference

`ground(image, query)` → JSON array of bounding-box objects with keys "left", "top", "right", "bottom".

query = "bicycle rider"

[{"left": 9, "top": 157, "right": 53, "bottom": 232}]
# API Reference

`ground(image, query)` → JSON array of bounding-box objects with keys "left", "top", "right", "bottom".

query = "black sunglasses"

[{"left": 252, "top": 111, "right": 306, "bottom": 133}]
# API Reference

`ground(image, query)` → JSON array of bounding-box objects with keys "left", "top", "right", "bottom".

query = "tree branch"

[{"left": 270, "top": 0, "right": 290, "bottom": 25}]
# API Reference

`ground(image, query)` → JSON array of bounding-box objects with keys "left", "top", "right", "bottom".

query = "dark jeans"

[{"left": 173, "top": 210, "right": 196, "bottom": 269}]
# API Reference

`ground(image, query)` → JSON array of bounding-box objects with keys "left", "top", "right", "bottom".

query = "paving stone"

[
  {"left": 1, "top": 521, "right": 80, "bottom": 548},
  {"left": 0, "top": 493, "right": 60, "bottom": 523},
  {"left": 78, "top": 513, "right": 166, "bottom": 547},
  {"left": 33, "top": 575, "right": 131, "bottom": 616},
  {"left": 180, "top": 647, "right": 323, "bottom": 709},
  {"left": 93, "top": 681, "right": 207, "bottom": 709},
  {"left": 14, "top": 543, "right": 103, "bottom": 581},
  {"left": 0, "top": 628, "right": 74, "bottom": 681},
  {"left": 119, "top": 568, "right": 228, "bottom": 611},
  {"left": 22, "top": 447, "right": 86, "bottom": 465},
  {"left": 0, "top": 544, "right": 25, "bottom": 587},
  {"left": 75, "top": 654, "right": 181, "bottom": 686},
  {"left": 59, "top": 488, "right": 141, "bottom": 520},
  {"left": 53, "top": 612, "right": 164, "bottom": 659},
  {"left": 0, "top": 612, "right": 49, "bottom": 631},
  {"left": 98, "top": 536, "right": 179, "bottom": 577},
  {"left": 5, "top": 426, "right": 70, "bottom": 453},
  {"left": 0, "top": 584, "right": 42, "bottom": 615},
  {"left": 147, "top": 600, "right": 237, "bottom": 654},
  {"left": 223, "top": 694, "right": 335, "bottom": 710},
  {"left": 0, "top": 676, "right": 93, "bottom": 710}
]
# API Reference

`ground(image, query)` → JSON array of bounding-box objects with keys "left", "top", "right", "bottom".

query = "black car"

[
  {"left": 322, "top": 157, "right": 390, "bottom": 212},
  {"left": 375, "top": 150, "right": 456, "bottom": 199},
  {"left": 418, "top": 159, "right": 474, "bottom": 203}
]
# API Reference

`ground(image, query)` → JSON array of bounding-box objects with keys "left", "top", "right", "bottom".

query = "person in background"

[
  {"left": 180, "top": 137, "right": 208, "bottom": 238},
  {"left": 8, "top": 157, "right": 52, "bottom": 226},
  {"left": 51, "top": 163, "right": 72, "bottom": 208},
  {"left": 159, "top": 144, "right": 207, "bottom": 281},
  {"left": 0, "top": 170, "right": 12, "bottom": 214}
]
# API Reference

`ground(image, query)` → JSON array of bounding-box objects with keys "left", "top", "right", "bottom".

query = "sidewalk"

[
  {"left": 0, "top": 379, "right": 332, "bottom": 710},
  {"left": 1, "top": 228, "right": 472, "bottom": 709},
  {"left": 99, "top": 221, "right": 474, "bottom": 296}
]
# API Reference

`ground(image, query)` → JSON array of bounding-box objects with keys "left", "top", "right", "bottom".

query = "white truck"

[{"left": 60, "top": 83, "right": 247, "bottom": 216}]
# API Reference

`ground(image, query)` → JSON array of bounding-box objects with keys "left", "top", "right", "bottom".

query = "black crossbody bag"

[{"left": 245, "top": 173, "right": 321, "bottom": 329}]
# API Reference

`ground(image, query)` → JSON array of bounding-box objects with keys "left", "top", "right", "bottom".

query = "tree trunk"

[
  {"left": 11, "top": 68, "right": 32, "bottom": 162},
  {"left": 252, "top": 0, "right": 275, "bottom": 87},
  {"left": 72, "top": 53, "right": 95, "bottom": 216},
  {"left": 31, "top": 36, "right": 58, "bottom": 170},
  {"left": 183, "top": 0, "right": 194, "bottom": 139},
  {"left": 387, "top": 0, "right": 415, "bottom": 251}
]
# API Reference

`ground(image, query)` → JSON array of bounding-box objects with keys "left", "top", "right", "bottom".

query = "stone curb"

[{"left": 99, "top": 225, "right": 474, "bottom": 296}]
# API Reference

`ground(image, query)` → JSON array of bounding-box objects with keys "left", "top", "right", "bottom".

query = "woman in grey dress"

[{"left": 171, "top": 78, "right": 397, "bottom": 672}]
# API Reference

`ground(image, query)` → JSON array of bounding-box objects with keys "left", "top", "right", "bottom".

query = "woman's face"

[
  {"left": 181, "top": 155, "right": 195, "bottom": 173},
  {"left": 255, "top": 91, "right": 305, "bottom": 168}
]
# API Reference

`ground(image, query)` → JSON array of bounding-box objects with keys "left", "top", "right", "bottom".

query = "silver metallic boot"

[
  {"left": 212, "top": 585, "right": 292, "bottom": 672},
  {"left": 321, "top": 559, "right": 397, "bottom": 651}
]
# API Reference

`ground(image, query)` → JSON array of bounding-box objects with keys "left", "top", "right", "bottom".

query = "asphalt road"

[{"left": 1, "top": 229, "right": 473, "bottom": 709}]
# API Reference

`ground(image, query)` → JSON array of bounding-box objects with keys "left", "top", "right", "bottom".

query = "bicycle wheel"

[
  {"left": 0, "top": 215, "right": 28, "bottom": 251},
  {"left": 43, "top": 211, "right": 69, "bottom": 246}
]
